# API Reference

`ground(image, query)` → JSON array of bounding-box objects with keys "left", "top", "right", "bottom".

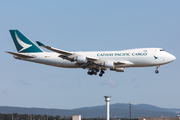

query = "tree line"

[
  {"left": 0, "top": 113, "right": 138, "bottom": 120},
  {"left": 0, "top": 113, "right": 62, "bottom": 120}
]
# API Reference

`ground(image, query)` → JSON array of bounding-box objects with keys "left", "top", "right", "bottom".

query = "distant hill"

[{"left": 0, "top": 103, "right": 179, "bottom": 118}]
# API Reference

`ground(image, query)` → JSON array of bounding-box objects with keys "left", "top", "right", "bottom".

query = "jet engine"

[
  {"left": 110, "top": 68, "right": 125, "bottom": 72},
  {"left": 103, "top": 61, "right": 114, "bottom": 69},
  {"left": 74, "top": 56, "right": 87, "bottom": 63}
]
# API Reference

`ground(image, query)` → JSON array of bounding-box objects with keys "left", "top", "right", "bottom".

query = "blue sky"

[{"left": 0, "top": 1, "right": 180, "bottom": 109}]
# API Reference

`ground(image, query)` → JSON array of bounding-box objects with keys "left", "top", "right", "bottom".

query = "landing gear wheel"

[
  {"left": 99, "top": 74, "right": 103, "bottom": 77},
  {"left": 96, "top": 69, "right": 99, "bottom": 72},
  {"left": 87, "top": 69, "right": 105, "bottom": 76},
  {"left": 101, "top": 70, "right": 105, "bottom": 74},
  {"left": 155, "top": 65, "right": 160, "bottom": 74},
  {"left": 155, "top": 70, "right": 159, "bottom": 74}
]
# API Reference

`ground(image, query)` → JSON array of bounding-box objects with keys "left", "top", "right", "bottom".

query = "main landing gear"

[
  {"left": 99, "top": 70, "right": 105, "bottom": 77},
  {"left": 155, "top": 65, "right": 160, "bottom": 74},
  {"left": 87, "top": 69, "right": 105, "bottom": 77}
]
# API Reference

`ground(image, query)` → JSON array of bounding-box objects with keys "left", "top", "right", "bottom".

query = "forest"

[{"left": 0, "top": 113, "right": 138, "bottom": 120}]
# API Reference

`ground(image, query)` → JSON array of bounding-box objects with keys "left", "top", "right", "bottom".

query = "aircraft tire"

[
  {"left": 101, "top": 70, "right": 105, "bottom": 74},
  {"left": 99, "top": 74, "right": 103, "bottom": 77},
  {"left": 155, "top": 70, "right": 159, "bottom": 74}
]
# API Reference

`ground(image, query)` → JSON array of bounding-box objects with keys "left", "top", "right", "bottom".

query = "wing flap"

[
  {"left": 86, "top": 56, "right": 99, "bottom": 62},
  {"left": 75, "top": 62, "right": 97, "bottom": 69}
]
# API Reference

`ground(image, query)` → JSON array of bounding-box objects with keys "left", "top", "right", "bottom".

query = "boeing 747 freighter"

[{"left": 6, "top": 30, "right": 176, "bottom": 77}]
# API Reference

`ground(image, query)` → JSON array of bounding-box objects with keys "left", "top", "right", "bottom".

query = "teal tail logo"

[
  {"left": 9, "top": 30, "right": 43, "bottom": 53},
  {"left": 154, "top": 55, "right": 158, "bottom": 60}
]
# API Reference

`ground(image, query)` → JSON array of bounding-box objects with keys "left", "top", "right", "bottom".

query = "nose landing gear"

[{"left": 155, "top": 66, "right": 160, "bottom": 74}]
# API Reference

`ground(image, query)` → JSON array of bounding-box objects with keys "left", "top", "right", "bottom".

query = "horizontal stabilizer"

[{"left": 5, "top": 51, "right": 35, "bottom": 58}]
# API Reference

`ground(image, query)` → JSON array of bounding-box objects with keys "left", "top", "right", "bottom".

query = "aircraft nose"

[
  {"left": 171, "top": 54, "right": 176, "bottom": 61},
  {"left": 166, "top": 53, "right": 176, "bottom": 62}
]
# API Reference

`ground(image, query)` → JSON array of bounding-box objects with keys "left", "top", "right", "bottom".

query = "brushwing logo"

[
  {"left": 154, "top": 55, "right": 158, "bottom": 60},
  {"left": 15, "top": 32, "right": 32, "bottom": 52}
]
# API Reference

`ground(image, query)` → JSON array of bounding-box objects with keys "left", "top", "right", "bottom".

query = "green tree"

[
  {"left": 48, "top": 115, "right": 55, "bottom": 120},
  {"left": 55, "top": 115, "right": 61, "bottom": 120},
  {"left": 0, "top": 113, "right": 5, "bottom": 120},
  {"left": 3, "top": 114, "right": 12, "bottom": 120},
  {"left": 34, "top": 114, "right": 44, "bottom": 120},
  {"left": 13, "top": 113, "right": 19, "bottom": 120},
  {"left": 19, "top": 114, "right": 29, "bottom": 120}
]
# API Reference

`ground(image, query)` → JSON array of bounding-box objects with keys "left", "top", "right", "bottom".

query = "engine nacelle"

[
  {"left": 103, "top": 61, "right": 114, "bottom": 69},
  {"left": 110, "top": 68, "right": 125, "bottom": 72},
  {"left": 75, "top": 56, "right": 87, "bottom": 63}
]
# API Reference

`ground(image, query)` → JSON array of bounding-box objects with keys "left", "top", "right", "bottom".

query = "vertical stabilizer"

[{"left": 9, "top": 30, "right": 43, "bottom": 53}]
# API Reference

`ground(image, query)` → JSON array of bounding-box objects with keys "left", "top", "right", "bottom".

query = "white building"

[{"left": 72, "top": 115, "right": 81, "bottom": 120}]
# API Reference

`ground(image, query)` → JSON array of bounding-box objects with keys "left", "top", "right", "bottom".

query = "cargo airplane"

[{"left": 6, "top": 30, "right": 176, "bottom": 77}]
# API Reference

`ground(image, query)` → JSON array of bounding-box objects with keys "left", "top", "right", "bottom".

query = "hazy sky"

[{"left": 0, "top": 1, "right": 180, "bottom": 109}]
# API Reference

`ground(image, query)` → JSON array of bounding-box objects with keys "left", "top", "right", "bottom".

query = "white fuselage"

[{"left": 15, "top": 48, "right": 176, "bottom": 69}]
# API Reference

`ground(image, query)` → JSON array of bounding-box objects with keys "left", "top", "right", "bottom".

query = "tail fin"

[{"left": 9, "top": 30, "right": 43, "bottom": 53}]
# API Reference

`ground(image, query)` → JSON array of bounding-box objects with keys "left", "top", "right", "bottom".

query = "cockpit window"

[{"left": 160, "top": 49, "right": 165, "bottom": 51}]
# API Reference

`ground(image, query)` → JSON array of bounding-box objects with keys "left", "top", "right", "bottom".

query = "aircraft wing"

[
  {"left": 5, "top": 51, "right": 35, "bottom": 58},
  {"left": 36, "top": 41, "right": 133, "bottom": 69},
  {"left": 36, "top": 41, "right": 99, "bottom": 62}
]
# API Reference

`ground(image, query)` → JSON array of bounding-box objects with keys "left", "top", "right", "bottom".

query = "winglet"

[{"left": 36, "top": 41, "right": 45, "bottom": 46}]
